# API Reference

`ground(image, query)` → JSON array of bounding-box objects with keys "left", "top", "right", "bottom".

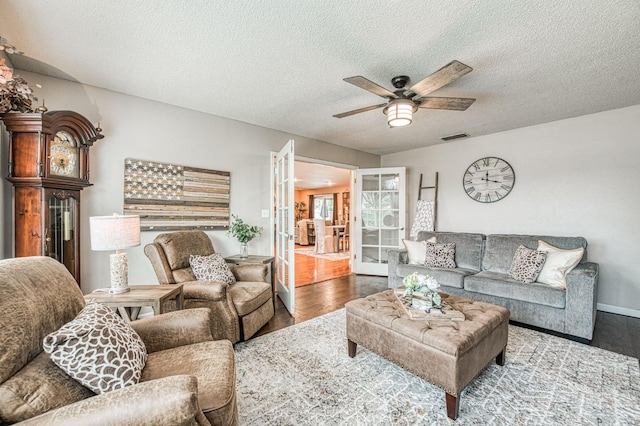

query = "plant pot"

[{"left": 240, "top": 242, "right": 248, "bottom": 258}]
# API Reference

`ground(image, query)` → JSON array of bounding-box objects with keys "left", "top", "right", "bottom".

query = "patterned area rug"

[
  {"left": 235, "top": 309, "right": 640, "bottom": 425},
  {"left": 295, "top": 247, "right": 350, "bottom": 261}
]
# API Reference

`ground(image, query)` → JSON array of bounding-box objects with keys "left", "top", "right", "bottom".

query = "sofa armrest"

[
  {"left": 387, "top": 249, "right": 409, "bottom": 288},
  {"left": 564, "top": 262, "right": 599, "bottom": 340},
  {"left": 231, "top": 263, "right": 268, "bottom": 282},
  {"left": 131, "top": 308, "right": 213, "bottom": 353},
  {"left": 18, "top": 376, "right": 211, "bottom": 426}
]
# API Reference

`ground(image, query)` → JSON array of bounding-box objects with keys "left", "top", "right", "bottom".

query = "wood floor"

[
  {"left": 257, "top": 260, "right": 640, "bottom": 361},
  {"left": 293, "top": 245, "right": 350, "bottom": 287}
]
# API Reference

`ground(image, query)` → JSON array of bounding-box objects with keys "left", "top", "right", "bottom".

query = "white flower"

[{"left": 424, "top": 276, "right": 440, "bottom": 292}]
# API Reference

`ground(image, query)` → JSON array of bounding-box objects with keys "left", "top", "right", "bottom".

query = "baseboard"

[{"left": 597, "top": 303, "right": 640, "bottom": 319}]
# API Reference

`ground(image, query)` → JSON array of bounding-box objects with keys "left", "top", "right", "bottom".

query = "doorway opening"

[{"left": 293, "top": 159, "right": 354, "bottom": 287}]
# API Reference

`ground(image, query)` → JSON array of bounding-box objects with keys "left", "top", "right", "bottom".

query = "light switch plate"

[{"left": 261, "top": 209, "right": 270, "bottom": 218}]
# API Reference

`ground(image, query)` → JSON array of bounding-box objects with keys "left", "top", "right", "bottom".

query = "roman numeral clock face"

[{"left": 463, "top": 157, "right": 515, "bottom": 203}]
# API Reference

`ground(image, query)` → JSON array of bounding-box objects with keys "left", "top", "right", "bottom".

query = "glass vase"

[{"left": 240, "top": 242, "right": 249, "bottom": 258}]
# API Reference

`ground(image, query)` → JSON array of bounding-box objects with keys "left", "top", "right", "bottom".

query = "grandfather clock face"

[{"left": 49, "top": 131, "right": 79, "bottom": 178}]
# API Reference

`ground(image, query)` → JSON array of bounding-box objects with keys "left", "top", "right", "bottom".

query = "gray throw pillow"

[
  {"left": 509, "top": 245, "right": 547, "bottom": 283},
  {"left": 43, "top": 302, "right": 147, "bottom": 394},
  {"left": 189, "top": 253, "right": 236, "bottom": 284},
  {"left": 424, "top": 242, "right": 456, "bottom": 269}
]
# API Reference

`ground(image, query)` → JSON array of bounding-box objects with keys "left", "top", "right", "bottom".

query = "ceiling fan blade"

[
  {"left": 415, "top": 97, "right": 476, "bottom": 111},
  {"left": 343, "top": 76, "right": 397, "bottom": 99},
  {"left": 405, "top": 61, "right": 473, "bottom": 98},
  {"left": 333, "top": 103, "right": 387, "bottom": 118}
]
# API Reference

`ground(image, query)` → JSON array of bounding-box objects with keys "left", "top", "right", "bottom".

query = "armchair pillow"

[
  {"left": 424, "top": 242, "right": 456, "bottom": 269},
  {"left": 189, "top": 253, "right": 236, "bottom": 284},
  {"left": 403, "top": 236, "right": 437, "bottom": 265},
  {"left": 43, "top": 302, "right": 147, "bottom": 394},
  {"left": 536, "top": 240, "right": 584, "bottom": 288},
  {"left": 509, "top": 245, "right": 547, "bottom": 283}
]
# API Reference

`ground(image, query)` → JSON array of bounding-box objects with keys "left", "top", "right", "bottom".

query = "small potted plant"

[{"left": 227, "top": 214, "right": 263, "bottom": 258}]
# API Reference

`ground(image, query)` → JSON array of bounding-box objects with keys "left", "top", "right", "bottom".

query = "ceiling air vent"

[{"left": 440, "top": 133, "right": 469, "bottom": 141}]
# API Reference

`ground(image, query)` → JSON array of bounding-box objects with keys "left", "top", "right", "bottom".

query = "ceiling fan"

[{"left": 333, "top": 60, "right": 476, "bottom": 128}]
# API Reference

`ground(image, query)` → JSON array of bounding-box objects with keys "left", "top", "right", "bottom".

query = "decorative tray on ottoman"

[{"left": 393, "top": 288, "right": 465, "bottom": 321}]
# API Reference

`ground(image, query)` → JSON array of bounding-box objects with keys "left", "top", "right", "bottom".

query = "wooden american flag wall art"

[{"left": 123, "top": 158, "right": 230, "bottom": 231}]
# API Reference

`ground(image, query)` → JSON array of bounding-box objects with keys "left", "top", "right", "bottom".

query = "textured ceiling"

[{"left": 1, "top": 1, "right": 639, "bottom": 156}]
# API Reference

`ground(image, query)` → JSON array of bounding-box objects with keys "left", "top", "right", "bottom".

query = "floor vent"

[{"left": 440, "top": 133, "right": 469, "bottom": 141}]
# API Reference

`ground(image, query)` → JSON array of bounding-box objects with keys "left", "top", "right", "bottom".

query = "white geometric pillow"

[
  {"left": 189, "top": 253, "right": 236, "bottom": 284},
  {"left": 43, "top": 302, "right": 147, "bottom": 394},
  {"left": 424, "top": 242, "right": 456, "bottom": 269},
  {"left": 536, "top": 240, "right": 584, "bottom": 288},
  {"left": 403, "top": 236, "right": 437, "bottom": 265},
  {"left": 509, "top": 245, "right": 547, "bottom": 283}
]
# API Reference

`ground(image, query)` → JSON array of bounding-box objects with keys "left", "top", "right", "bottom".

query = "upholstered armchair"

[
  {"left": 0, "top": 256, "right": 237, "bottom": 425},
  {"left": 144, "top": 230, "right": 274, "bottom": 343}
]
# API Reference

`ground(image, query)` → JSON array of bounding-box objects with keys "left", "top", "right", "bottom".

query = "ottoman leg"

[
  {"left": 496, "top": 347, "right": 506, "bottom": 366},
  {"left": 445, "top": 392, "right": 460, "bottom": 420},
  {"left": 348, "top": 339, "right": 357, "bottom": 358}
]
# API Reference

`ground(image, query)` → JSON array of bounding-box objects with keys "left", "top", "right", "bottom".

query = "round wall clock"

[{"left": 463, "top": 157, "right": 515, "bottom": 203}]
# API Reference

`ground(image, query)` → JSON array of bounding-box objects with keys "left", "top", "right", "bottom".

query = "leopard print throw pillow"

[
  {"left": 189, "top": 253, "right": 236, "bottom": 284},
  {"left": 424, "top": 242, "right": 456, "bottom": 269},
  {"left": 43, "top": 302, "right": 147, "bottom": 394},
  {"left": 509, "top": 245, "right": 547, "bottom": 283}
]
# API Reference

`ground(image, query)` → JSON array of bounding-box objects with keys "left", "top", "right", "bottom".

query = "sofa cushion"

[
  {"left": 483, "top": 234, "right": 588, "bottom": 273},
  {"left": 190, "top": 253, "right": 236, "bottom": 284},
  {"left": 424, "top": 242, "right": 456, "bottom": 268},
  {"left": 43, "top": 302, "right": 148, "bottom": 394},
  {"left": 464, "top": 271, "right": 566, "bottom": 309},
  {"left": 536, "top": 240, "right": 584, "bottom": 288},
  {"left": 0, "top": 351, "right": 94, "bottom": 424},
  {"left": 402, "top": 237, "right": 437, "bottom": 265},
  {"left": 417, "top": 231, "right": 484, "bottom": 271},
  {"left": 154, "top": 230, "right": 215, "bottom": 271},
  {"left": 508, "top": 245, "right": 547, "bottom": 283},
  {"left": 396, "top": 264, "right": 476, "bottom": 289}
]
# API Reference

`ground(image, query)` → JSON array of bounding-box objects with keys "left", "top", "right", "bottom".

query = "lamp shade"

[
  {"left": 384, "top": 99, "right": 417, "bottom": 128},
  {"left": 90, "top": 214, "right": 141, "bottom": 251}
]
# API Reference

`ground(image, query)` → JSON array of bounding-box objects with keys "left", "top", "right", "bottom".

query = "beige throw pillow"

[
  {"left": 402, "top": 237, "right": 437, "bottom": 265},
  {"left": 536, "top": 240, "right": 584, "bottom": 288},
  {"left": 43, "top": 302, "right": 147, "bottom": 394}
]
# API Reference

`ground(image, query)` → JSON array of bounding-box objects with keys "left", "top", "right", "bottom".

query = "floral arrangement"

[
  {"left": 227, "top": 214, "right": 263, "bottom": 243},
  {"left": 402, "top": 272, "right": 442, "bottom": 307},
  {"left": 0, "top": 37, "right": 39, "bottom": 113}
]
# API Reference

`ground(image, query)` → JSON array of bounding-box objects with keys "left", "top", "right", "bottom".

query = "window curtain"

[
  {"left": 308, "top": 195, "right": 314, "bottom": 219},
  {"left": 333, "top": 193, "right": 339, "bottom": 223}
]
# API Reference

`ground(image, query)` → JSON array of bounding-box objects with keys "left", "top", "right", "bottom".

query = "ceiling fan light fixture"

[{"left": 384, "top": 99, "right": 417, "bottom": 128}]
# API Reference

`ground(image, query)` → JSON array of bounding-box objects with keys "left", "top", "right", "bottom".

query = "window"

[{"left": 313, "top": 194, "right": 334, "bottom": 221}]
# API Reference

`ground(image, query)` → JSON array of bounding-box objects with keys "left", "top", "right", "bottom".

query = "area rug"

[
  {"left": 234, "top": 309, "right": 640, "bottom": 425},
  {"left": 295, "top": 247, "right": 350, "bottom": 261}
]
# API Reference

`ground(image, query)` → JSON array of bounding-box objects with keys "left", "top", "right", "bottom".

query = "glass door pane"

[{"left": 354, "top": 167, "right": 406, "bottom": 276}]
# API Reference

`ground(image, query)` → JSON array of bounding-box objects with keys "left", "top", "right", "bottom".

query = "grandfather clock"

[{"left": 3, "top": 111, "right": 103, "bottom": 285}]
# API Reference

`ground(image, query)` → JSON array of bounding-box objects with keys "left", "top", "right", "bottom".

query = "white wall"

[
  {"left": 0, "top": 72, "right": 380, "bottom": 293},
  {"left": 382, "top": 105, "right": 640, "bottom": 316}
]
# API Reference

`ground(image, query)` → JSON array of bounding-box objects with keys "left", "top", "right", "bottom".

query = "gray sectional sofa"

[{"left": 388, "top": 231, "right": 599, "bottom": 340}]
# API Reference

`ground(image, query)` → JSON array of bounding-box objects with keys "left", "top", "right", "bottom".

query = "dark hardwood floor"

[{"left": 256, "top": 274, "right": 640, "bottom": 361}]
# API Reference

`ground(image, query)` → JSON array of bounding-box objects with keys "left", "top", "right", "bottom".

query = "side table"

[
  {"left": 225, "top": 255, "right": 276, "bottom": 305},
  {"left": 85, "top": 284, "right": 184, "bottom": 322}
]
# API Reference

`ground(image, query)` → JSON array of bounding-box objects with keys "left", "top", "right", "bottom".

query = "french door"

[
  {"left": 353, "top": 167, "right": 406, "bottom": 276},
  {"left": 274, "top": 140, "right": 295, "bottom": 314}
]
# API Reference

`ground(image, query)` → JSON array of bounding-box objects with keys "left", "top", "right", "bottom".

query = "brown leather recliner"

[
  {"left": 0, "top": 256, "right": 237, "bottom": 425},
  {"left": 144, "top": 230, "right": 274, "bottom": 343}
]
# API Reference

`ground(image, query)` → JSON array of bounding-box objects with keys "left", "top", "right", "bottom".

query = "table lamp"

[{"left": 90, "top": 213, "right": 141, "bottom": 294}]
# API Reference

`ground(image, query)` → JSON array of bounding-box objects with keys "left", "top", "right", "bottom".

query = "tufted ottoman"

[{"left": 345, "top": 290, "right": 509, "bottom": 420}]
